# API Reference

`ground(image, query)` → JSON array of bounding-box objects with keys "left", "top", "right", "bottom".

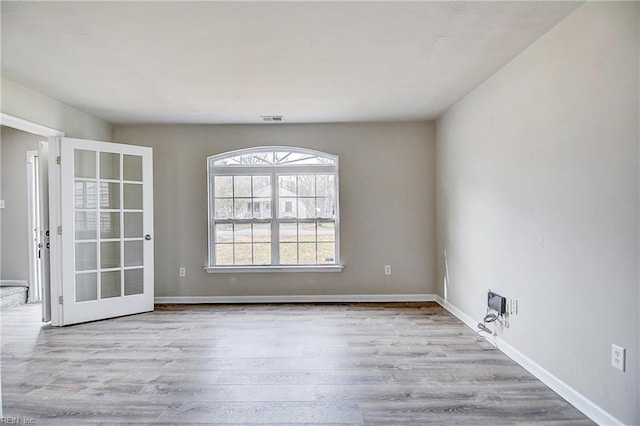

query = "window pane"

[
  {"left": 123, "top": 155, "right": 142, "bottom": 182},
  {"left": 75, "top": 212, "right": 97, "bottom": 240},
  {"left": 298, "top": 198, "right": 316, "bottom": 218},
  {"left": 234, "top": 223, "right": 251, "bottom": 243},
  {"left": 318, "top": 243, "right": 336, "bottom": 264},
  {"left": 234, "top": 243, "right": 252, "bottom": 265},
  {"left": 253, "top": 223, "right": 270, "bottom": 243},
  {"left": 278, "top": 175, "right": 296, "bottom": 196},
  {"left": 214, "top": 150, "right": 336, "bottom": 166},
  {"left": 275, "top": 152, "right": 330, "bottom": 165},
  {"left": 297, "top": 175, "right": 315, "bottom": 196},
  {"left": 298, "top": 222, "right": 316, "bottom": 242},
  {"left": 317, "top": 197, "right": 335, "bottom": 218},
  {"left": 252, "top": 176, "right": 270, "bottom": 196},
  {"left": 299, "top": 243, "right": 317, "bottom": 264},
  {"left": 100, "top": 152, "right": 120, "bottom": 180},
  {"left": 74, "top": 149, "right": 96, "bottom": 178},
  {"left": 76, "top": 273, "right": 97, "bottom": 302},
  {"left": 101, "top": 242, "right": 121, "bottom": 269},
  {"left": 234, "top": 176, "right": 251, "bottom": 197},
  {"left": 75, "top": 181, "right": 97, "bottom": 209},
  {"left": 215, "top": 224, "right": 233, "bottom": 243},
  {"left": 216, "top": 244, "right": 233, "bottom": 265},
  {"left": 253, "top": 243, "right": 271, "bottom": 265},
  {"left": 124, "top": 269, "right": 144, "bottom": 295},
  {"left": 100, "top": 212, "right": 120, "bottom": 239},
  {"left": 124, "top": 241, "right": 143, "bottom": 267},
  {"left": 279, "top": 198, "right": 296, "bottom": 218},
  {"left": 252, "top": 176, "right": 271, "bottom": 218},
  {"left": 316, "top": 175, "right": 335, "bottom": 196},
  {"left": 253, "top": 197, "right": 271, "bottom": 219},
  {"left": 215, "top": 199, "right": 233, "bottom": 219},
  {"left": 76, "top": 242, "right": 97, "bottom": 271},
  {"left": 280, "top": 243, "right": 297, "bottom": 264},
  {"left": 123, "top": 183, "right": 143, "bottom": 210},
  {"left": 101, "top": 271, "right": 121, "bottom": 299},
  {"left": 124, "top": 212, "right": 143, "bottom": 238},
  {"left": 317, "top": 222, "right": 335, "bottom": 241},
  {"left": 214, "top": 176, "right": 232, "bottom": 197},
  {"left": 279, "top": 223, "right": 297, "bottom": 242},
  {"left": 100, "top": 182, "right": 120, "bottom": 209},
  {"left": 234, "top": 198, "right": 251, "bottom": 219}
]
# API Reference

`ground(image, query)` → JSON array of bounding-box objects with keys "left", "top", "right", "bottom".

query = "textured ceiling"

[{"left": 1, "top": 1, "right": 579, "bottom": 124}]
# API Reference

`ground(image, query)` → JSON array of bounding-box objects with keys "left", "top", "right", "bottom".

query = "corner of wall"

[{"left": 1, "top": 77, "right": 112, "bottom": 140}]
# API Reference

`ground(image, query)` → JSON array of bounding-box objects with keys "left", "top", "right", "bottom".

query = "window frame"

[{"left": 206, "top": 146, "right": 343, "bottom": 273}]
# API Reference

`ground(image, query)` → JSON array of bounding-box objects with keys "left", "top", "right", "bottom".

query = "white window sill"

[{"left": 205, "top": 265, "right": 344, "bottom": 273}]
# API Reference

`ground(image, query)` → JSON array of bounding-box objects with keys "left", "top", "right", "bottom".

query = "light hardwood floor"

[{"left": 1, "top": 302, "right": 593, "bottom": 425}]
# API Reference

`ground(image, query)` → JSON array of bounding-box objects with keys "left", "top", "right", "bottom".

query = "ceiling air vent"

[{"left": 261, "top": 115, "right": 283, "bottom": 122}]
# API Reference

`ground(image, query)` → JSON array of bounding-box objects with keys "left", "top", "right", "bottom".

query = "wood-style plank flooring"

[{"left": 1, "top": 302, "right": 594, "bottom": 425}]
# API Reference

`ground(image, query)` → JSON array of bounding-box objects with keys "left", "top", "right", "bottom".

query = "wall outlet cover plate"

[{"left": 611, "top": 344, "right": 626, "bottom": 372}]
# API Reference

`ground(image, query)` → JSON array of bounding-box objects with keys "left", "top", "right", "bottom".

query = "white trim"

[
  {"left": 26, "top": 150, "right": 39, "bottom": 303},
  {"left": 205, "top": 265, "right": 344, "bottom": 273},
  {"left": 155, "top": 293, "right": 436, "bottom": 304},
  {"left": 48, "top": 137, "right": 63, "bottom": 326},
  {"left": 0, "top": 113, "right": 64, "bottom": 137},
  {"left": 435, "top": 295, "right": 477, "bottom": 329},
  {"left": 434, "top": 296, "right": 623, "bottom": 426}
]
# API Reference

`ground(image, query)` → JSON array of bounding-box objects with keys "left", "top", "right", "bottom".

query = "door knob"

[{"left": 145, "top": 234, "right": 152, "bottom": 241}]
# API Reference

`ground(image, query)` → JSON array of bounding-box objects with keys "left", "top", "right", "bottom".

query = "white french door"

[{"left": 59, "top": 137, "right": 153, "bottom": 325}]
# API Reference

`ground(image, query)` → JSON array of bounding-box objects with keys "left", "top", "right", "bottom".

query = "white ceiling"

[{"left": 1, "top": 1, "right": 579, "bottom": 124}]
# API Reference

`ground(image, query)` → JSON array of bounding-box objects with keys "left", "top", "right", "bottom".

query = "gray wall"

[
  {"left": 436, "top": 3, "right": 639, "bottom": 424},
  {"left": 113, "top": 122, "right": 437, "bottom": 298},
  {"left": 1, "top": 77, "right": 112, "bottom": 140},
  {"left": 0, "top": 127, "right": 41, "bottom": 282},
  {"left": 1, "top": 78, "right": 111, "bottom": 286}
]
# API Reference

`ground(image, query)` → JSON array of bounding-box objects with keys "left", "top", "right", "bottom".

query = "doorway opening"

[{"left": 1, "top": 113, "right": 62, "bottom": 321}]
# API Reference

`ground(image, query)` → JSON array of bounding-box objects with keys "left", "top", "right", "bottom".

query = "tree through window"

[{"left": 208, "top": 147, "right": 340, "bottom": 268}]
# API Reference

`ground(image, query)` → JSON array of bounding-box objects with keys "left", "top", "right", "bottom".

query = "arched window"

[{"left": 207, "top": 147, "right": 341, "bottom": 271}]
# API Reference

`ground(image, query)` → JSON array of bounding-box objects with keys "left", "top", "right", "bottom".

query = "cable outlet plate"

[{"left": 611, "top": 344, "right": 625, "bottom": 372}]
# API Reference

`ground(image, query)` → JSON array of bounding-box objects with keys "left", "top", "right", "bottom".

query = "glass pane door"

[
  {"left": 60, "top": 138, "right": 153, "bottom": 326},
  {"left": 72, "top": 150, "right": 146, "bottom": 303}
]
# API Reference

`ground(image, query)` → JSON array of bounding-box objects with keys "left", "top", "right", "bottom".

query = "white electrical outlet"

[
  {"left": 179, "top": 267, "right": 186, "bottom": 278},
  {"left": 384, "top": 265, "right": 392, "bottom": 275},
  {"left": 611, "top": 344, "right": 626, "bottom": 372}
]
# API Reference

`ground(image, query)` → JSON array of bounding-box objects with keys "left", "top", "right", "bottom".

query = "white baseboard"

[
  {"left": 434, "top": 296, "right": 623, "bottom": 426},
  {"left": 435, "top": 295, "right": 479, "bottom": 329},
  {"left": 155, "top": 293, "right": 437, "bottom": 304}
]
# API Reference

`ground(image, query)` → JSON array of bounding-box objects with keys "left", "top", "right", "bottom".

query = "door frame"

[
  {"left": 1, "top": 113, "right": 65, "bottom": 324},
  {"left": 26, "top": 149, "right": 41, "bottom": 303}
]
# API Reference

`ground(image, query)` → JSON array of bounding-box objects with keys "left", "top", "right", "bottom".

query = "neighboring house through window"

[{"left": 207, "top": 147, "right": 341, "bottom": 271}]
